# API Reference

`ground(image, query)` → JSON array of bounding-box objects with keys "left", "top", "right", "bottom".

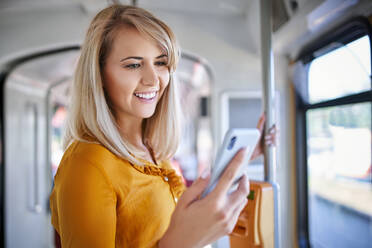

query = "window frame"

[{"left": 295, "top": 17, "right": 372, "bottom": 248}]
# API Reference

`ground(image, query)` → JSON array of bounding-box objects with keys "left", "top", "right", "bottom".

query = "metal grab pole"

[
  {"left": 260, "top": 0, "right": 276, "bottom": 182},
  {"left": 260, "top": 1, "right": 280, "bottom": 248}
]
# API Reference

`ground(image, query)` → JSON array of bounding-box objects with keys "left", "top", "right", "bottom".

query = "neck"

[{"left": 116, "top": 113, "right": 145, "bottom": 150}]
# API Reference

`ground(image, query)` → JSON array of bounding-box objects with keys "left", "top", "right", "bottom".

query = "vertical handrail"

[
  {"left": 27, "top": 103, "right": 42, "bottom": 213},
  {"left": 260, "top": 0, "right": 280, "bottom": 247},
  {"left": 260, "top": 0, "right": 276, "bottom": 182}
]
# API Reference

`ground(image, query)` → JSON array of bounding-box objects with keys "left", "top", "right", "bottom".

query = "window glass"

[
  {"left": 307, "top": 102, "right": 372, "bottom": 247},
  {"left": 308, "top": 36, "right": 371, "bottom": 103}
]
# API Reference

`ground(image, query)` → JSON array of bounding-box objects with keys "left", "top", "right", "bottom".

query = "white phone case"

[{"left": 201, "top": 128, "right": 260, "bottom": 198}]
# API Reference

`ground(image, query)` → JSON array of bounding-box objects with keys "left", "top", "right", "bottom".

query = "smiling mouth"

[{"left": 133, "top": 91, "right": 158, "bottom": 100}]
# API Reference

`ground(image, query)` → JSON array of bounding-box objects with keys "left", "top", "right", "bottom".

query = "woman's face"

[{"left": 103, "top": 27, "right": 170, "bottom": 121}]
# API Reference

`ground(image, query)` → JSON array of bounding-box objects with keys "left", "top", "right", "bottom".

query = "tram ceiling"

[{"left": 0, "top": 0, "right": 291, "bottom": 21}]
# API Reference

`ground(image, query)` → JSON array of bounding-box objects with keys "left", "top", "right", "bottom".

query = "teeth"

[{"left": 134, "top": 92, "right": 156, "bottom": 99}]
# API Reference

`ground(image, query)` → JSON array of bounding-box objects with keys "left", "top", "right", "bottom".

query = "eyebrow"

[{"left": 120, "top": 54, "right": 168, "bottom": 62}]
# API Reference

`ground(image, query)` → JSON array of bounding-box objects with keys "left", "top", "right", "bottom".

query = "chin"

[{"left": 139, "top": 110, "right": 156, "bottom": 119}]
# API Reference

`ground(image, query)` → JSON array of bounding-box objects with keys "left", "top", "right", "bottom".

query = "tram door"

[{"left": 4, "top": 51, "right": 77, "bottom": 248}]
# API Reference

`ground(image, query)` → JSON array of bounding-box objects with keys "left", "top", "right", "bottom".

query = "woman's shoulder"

[
  {"left": 67, "top": 140, "right": 116, "bottom": 159},
  {"left": 56, "top": 140, "right": 132, "bottom": 179}
]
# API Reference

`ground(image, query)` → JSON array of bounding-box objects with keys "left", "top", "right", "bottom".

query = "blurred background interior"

[{"left": 0, "top": 0, "right": 372, "bottom": 247}]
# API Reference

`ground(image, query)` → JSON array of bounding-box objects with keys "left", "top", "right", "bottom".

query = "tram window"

[
  {"left": 307, "top": 103, "right": 372, "bottom": 247},
  {"left": 308, "top": 35, "right": 371, "bottom": 104},
  {"left": 304, "top": 34, "right": 372, "bottom": 247}
]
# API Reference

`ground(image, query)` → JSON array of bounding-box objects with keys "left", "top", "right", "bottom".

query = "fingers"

[
  {"left": 267, "top": 124, "right": 276, "bottom": 135},
  {"left": 211, "top": 148, "right": 246, "bottom": 197},
  {"left": 224, "top": 177, "right": 249, "bottom": 235},
  {"left": 213, "top": 175, "right": 249, "bottom": 236},
  {"left": 227, "top": 197, "right": 248, "bottom": 234},
  {"left": 265, "top": 136, "right": 274, "bottom": 146},
  {"left": 265, "top": 124, "right": 278, "bottom": 146},
  {"left": 251, "top": 123, "right": 278, "bottom": 160},
  {"left": 227, "top": 175, "right": 250, "bottom": 209},
  {"left": 177, "top": 170, "right": 210, "bottom": 208},
  {"left": 231, "top": 175, "right": 250, "bottom": 198}
]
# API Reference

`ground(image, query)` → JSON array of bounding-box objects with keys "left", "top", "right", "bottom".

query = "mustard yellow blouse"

[{"left": 49, "top": 141, "right": 185, "bottom": 248}]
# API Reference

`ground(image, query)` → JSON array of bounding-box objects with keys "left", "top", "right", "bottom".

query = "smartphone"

[{"left": 201, "top": 128, "right": 260, "bottom": 198}]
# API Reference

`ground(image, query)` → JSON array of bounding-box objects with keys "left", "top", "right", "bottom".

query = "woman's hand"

[
  {"left": 159, "top": 149, "right": 250, "bottom": 248},
  {"left": 250, "top": 113, "right": 277, "bottom": 162}
]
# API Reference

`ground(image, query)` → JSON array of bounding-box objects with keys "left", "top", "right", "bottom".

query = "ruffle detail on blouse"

[{"left": 131, "top": 163, "right": 186, "bottom": 199}]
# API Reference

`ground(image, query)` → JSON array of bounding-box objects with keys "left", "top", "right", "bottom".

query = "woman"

[{"left": 50, "top": 4, "right": 273, "bottom": 248}]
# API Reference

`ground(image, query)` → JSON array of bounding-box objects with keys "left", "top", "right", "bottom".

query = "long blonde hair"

[{"left": 64, "top": 4, "right": 181, "bottom": 165}]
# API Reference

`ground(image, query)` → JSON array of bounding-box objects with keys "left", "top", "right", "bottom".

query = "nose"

[{"left": 141, "top": 64, "right": 159, "bottom": 86}]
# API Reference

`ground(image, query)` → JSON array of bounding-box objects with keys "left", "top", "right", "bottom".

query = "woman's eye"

[
  {"left": 125, "top": 64, "right": 141, "bottom": 69},
  {"left": 155, "top": 61, "right": 167, "bottom": 66}
]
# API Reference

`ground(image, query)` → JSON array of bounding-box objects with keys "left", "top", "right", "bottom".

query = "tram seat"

[{"left": 229, "top": 181, "right": 274, "bottom": 248}]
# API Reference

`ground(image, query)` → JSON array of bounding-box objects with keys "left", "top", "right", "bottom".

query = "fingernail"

[{"left": 201, "top": 168, "right": 210, "bottom": 179}]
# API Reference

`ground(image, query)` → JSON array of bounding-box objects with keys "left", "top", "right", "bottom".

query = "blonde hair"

[{"left": 64, "top": 4, "right": 181, "bottom": 165}]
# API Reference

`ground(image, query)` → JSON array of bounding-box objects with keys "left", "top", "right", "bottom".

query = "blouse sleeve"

[{"left": 50, "top": 156, "right": 117, "bottom": 248}]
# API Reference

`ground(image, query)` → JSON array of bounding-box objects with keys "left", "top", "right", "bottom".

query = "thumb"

[{"left": 178, "top": 170, "right": 210, "bottom": 208}]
